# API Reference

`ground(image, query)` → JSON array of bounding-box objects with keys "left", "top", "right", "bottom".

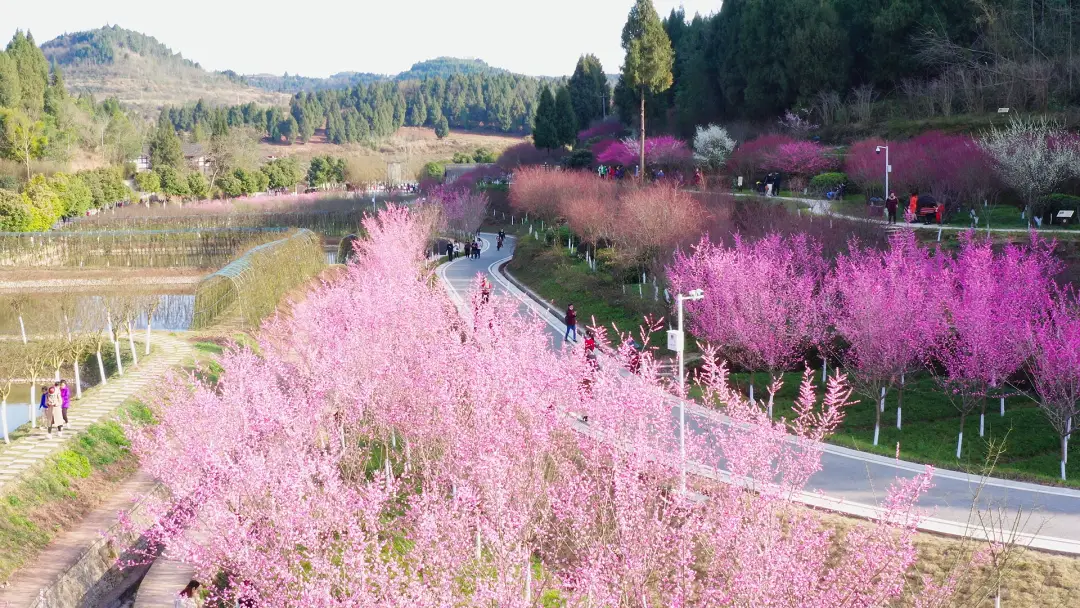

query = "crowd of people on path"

[
  {"left": 883, "top": 191, "right": 945, "bottom": 225},
  {"left": 595, "top": 164, "right": 693, "bottom": 185},
  {"left": 37, "top": 379, "right": 70, "bottom": 437},
  {"left": 445, "top": 236, "right": 485, "bottom": 261}
]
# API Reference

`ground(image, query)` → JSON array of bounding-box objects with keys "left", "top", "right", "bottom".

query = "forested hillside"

[
  {"left": 618, "top": 0, "right": 1080, "bottom": 136},
  {"left": 161, "top": 71, "right": 544, "bottom": 143},
  {"left": 39, "top": 25, "right": 288, "bottom": 117},
  {"left": 231, "top": 71, "right": 386, "bottom": 93}
]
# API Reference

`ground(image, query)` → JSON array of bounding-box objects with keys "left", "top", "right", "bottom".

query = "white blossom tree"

[
  {"left": 979, "top": 116, "right": 1080, "bottom": 226},
  {"left": 693, "top": 124, "right": 736, "bottom": 172}
]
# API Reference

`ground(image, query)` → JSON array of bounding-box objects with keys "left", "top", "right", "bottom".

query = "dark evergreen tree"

[
  {"left": 553, "top": 86, "right": 577, "bottom": 147},
  {"left": 620, "top": 0, "right": 674, "bottom": 172},
  {"left": 567, "top": 54, "right": 609, "bottom": 131},
  {"left": 532, "top": 87, "right": 559, "bottom": 150}
]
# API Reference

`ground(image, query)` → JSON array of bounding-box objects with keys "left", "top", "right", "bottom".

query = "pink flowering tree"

[
  {"left": 594, "top": 136, "right": 692, "bottom": 169},
  {"left": 122, "top": 205, "right": 985, "bottom": 607},
  {"left": 829, "top": 232, "right": 950, "bottom": 445},
  {"left": 1028, "top": 289, "right": 1080, "bottom": 480},
  {"left": 668, "top": 233, "right": 829, "bottom": 416},
  {"left": 726, "top": 134, "right": 797, "bottom": 184},
  {"left": 766, "top": 141, "right": 839, "bottom": 192},
  {"left": 427, "top": 184, "right": 489, "bottom": 235},
  {"left": 936, "top": 233, "right": 1059, "bottom": 458}
]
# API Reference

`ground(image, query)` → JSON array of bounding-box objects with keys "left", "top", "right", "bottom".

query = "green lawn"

[
  {"left": 695, "top": 369, "right": 1079, "bottom": 486},
  {"left": 944, "top": 205, "right": 1080, "bottom": 231},
  {"left": 505, "top": 228, "right": 1080, "bottom": 487},
  {"left": 506, "top": 234, "right": 669, "bottom": 348}
]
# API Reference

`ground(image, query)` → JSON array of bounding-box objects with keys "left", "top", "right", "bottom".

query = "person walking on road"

[
  {"left": 564, "top": 304, "right": 578, "bottom": 343},
  {"left": 474, "top": 237, "right": 482, "bottom": 259},
  {"left": 59, "top": 379, "right": 70, "bottom": 427},
  {"left": 886, "top": 192, "right": 899, "bottom": 224},
  {"left": 446, "top": 241, "right": 455, "bottom": 262},
  {"left": 45, "top": 384, "right": 63, "bottom": 437},
  {"left": 480, "top": 277, "right": 492, "bottom": 304}
]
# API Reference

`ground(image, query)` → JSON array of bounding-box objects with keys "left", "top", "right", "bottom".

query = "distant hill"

[
  {"left": 40, "top": 25, "right": 289, "bottom": 117},
  {"left": 230, "top": 71, "right": 387, "bottom": 93},
  {"left": 393, "top": 57, "right": 506, "bottom": 81},
  {"left": 237, "top": 57, "right": 513, "bottom": 94}
]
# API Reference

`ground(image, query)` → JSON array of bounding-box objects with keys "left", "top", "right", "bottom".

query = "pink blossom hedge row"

[{"left": 122, "top": 206, "right": 982, "bottom": 607}]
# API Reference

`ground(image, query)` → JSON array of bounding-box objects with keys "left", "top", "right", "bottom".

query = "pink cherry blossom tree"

[
  {"left": 935, "top": 233, "right": 1059, "bottom": 458},
  {"left": 1027, "top": 289, "right": 1080, "bottom": 480},
  {"left": 121, "top": 205, "right": 986, "bottom": 607},
  {"left": 766, "top": 141, "right": 839, "bottom": 192},
  {"left": 668, "top": 233, "right": 828, "bottom": 416},
  {"left": 829, "top": 231, "right": 950, "bottom": 445}
]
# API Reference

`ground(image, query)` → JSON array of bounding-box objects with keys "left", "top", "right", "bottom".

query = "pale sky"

[{"left": 3, "top": 1, "right": 721, "bottom": 78}]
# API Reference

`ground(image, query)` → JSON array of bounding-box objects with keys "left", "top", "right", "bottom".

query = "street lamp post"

[
  {"left": 875, "top": 145, "right": 891, "bottom": 201},
  {"left": 670, "top": 288, "right": 704, "bottom": 493}
]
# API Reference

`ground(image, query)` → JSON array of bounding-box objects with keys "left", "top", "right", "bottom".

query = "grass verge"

[
  {"left": 506, "top": 234, "right": 668, "bottom": 347},
  {"left": 0, "top": 401, "right": 153, "bottom": 583}
]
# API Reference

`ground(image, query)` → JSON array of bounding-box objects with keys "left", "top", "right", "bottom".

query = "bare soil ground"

[{"left": 0, "top": 268, "right": 205, "bottom": 292}]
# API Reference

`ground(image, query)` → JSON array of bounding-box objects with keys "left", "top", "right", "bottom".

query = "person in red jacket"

[{"left": 564, "top": 304, "right": 578, "bottom": 342}]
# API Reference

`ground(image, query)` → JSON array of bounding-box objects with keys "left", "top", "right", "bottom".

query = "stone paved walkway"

[{"left": 0, "top": 333, "right": 192, "bottom": 493}]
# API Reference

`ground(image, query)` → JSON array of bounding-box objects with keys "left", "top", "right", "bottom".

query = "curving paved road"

[{"left": 437, "top": 233, "right": 1080, "bottom": 554}]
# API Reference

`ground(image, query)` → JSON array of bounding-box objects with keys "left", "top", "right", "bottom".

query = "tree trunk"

[
  {"left": 980, "top": 395, "right": 987, "bottom": 437},
  {"left": 73, "top": 357, "right": 82, "bottom": 399},
  {"left": 97, "top": 349, "right": 107, "bottom": 386},
  {"left": 874, "top": 387, "right": 885, "bottom": 446},
  {"left": 127, "top": 323, "right": 138, "bottom": 367},
  {"left": 957, "top": 413, "right": 966, "bottom": 459},
  {"left": 1, "top": 398, "right": 7, "bottom": 444},
  {"left": 897, "top": 380, "right": 904, "bottom": 430},
  {"left": 114, "top": 338, "right": 124, "bottom": 376},
  {"left": 639, "top": 87, "right": 646, "bottom": 180},
  {"left": 1062, "top": 434, "right": 1069, "bottom": 481}
]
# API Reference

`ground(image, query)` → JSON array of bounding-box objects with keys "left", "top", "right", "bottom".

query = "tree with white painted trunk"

[
  {"left": 142, "top": 296, "right": 160, "bottom": 356},
  {"left": 8, "top": 294, "right": 30, "bottom": 345},
  {"left": 45, "top": 336, "right": 66, "bottom": 383},
  {"left": 935, "top": 233, "right": 1056, "bottom": 459},
  {"left": 21, "top": 341, "right": 48, "bottom": 429},
  {"left": 1027, "top": 291, "right": 1080, "bottom": 480},
  {"left": 667, "top": 233, "right": 828, "bottom": 420},
  {"left": 829, "top": 232, "right": 950, "bottom": 446}
]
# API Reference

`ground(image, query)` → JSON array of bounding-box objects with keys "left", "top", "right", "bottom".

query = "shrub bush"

[
  {"left": 1042, "top": 194, "right": 1080, "bottom": 221},
  {"left": 562, "top": 149, "right": 594, "bottom": 169},
  {"left": 810, "top": 172, "right": 848, "bottom": 196}
]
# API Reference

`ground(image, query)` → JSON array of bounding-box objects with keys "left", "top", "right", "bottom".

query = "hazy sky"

[{"left": 4, "top": 1, "right": 721, "bottom": 77}]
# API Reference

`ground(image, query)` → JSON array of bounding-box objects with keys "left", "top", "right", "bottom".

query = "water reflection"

[{"left": 2, "top": 293, "right": 195, "bottom": 334}]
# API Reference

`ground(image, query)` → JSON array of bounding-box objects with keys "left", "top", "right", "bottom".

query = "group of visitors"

[
  {"left": 759, "top": 172, "right": 783, "bottom": 197},
  {"left": 884, "top": 191, "right": 945, "bottom": 225},
  {"left": 37, "top": 379, "right": 70, "bottom": 437},
  {"left": 445, "top": 236, "right": 484, "bottom": 261}
]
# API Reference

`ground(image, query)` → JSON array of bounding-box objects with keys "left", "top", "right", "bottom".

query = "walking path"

[
  {"left": 439, "top": 233, "right": 1080, "bottom": 555},
  {"left": 0, "top": 334, "right": 191, "bottom": 493},
  {"left": 0, "top": 471, "right": 160, "bottom": 608},
  {"left": 740, "top": 192, "right": 1080, "bottom": 235}
]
